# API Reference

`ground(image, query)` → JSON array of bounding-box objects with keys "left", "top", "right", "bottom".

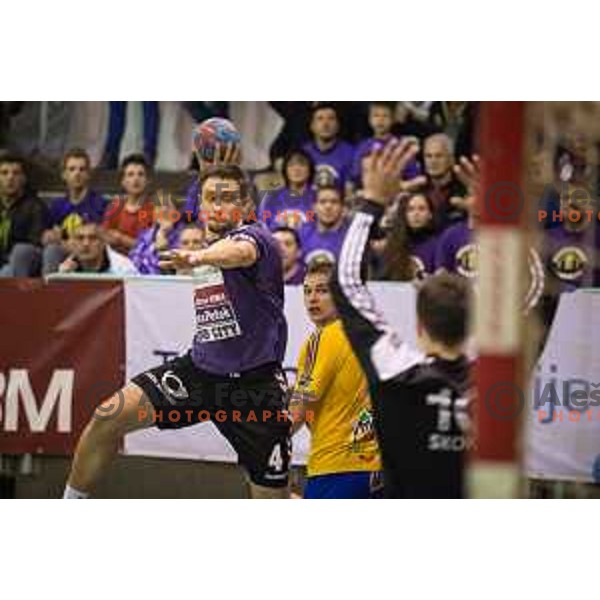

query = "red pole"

[{"left": 472, "top": 101, "right": 526, "bottom": 496}]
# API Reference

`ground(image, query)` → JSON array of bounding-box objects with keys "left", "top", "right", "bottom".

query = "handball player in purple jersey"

[{"left": 63, "top": 164, "right": 291, "bottom": 499}]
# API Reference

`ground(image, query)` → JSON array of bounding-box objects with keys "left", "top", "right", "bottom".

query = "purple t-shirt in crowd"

[
  {"left": 409, "top": 232, "right": 438, "bottom": 280},
  {"left": 258, "top": 187, "right": 316, "bottom": 231},
  {"left": 183, "top": 178, "right": 199, "bottom": 220},
  {"left": 303, "top": 140, "right": 354, "bottom": 188},
  {"left": 434, "top": 221, "right": 477, "bottom": 278},
  {"left": 191, "top": 223, "right": 287, "bottom": 375},
  {"left": 351, "top": 135, "right": 421, "bottom": 187},
  {"left": 129, "top": 223, "right": 184, "bottom": 274},
  {"left": 48, "top": 190, "right": 107, "bottom": 235},
  {"left": 543, "top": 224, "right": 600, "bottom": 291},
  {"left": 298, "top": 219, "right": 350, "bottom": 266},
  {"left": 284, "top": 261, "right": 306, "bottom": 285}
]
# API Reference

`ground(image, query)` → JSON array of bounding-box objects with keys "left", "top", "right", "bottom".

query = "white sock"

[{"left": 63, "top": 485, "right": 89, "bottom": 499}]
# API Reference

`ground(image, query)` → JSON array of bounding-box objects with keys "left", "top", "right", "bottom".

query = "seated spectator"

[
  {"left": 102, "top": 154, "right": 155, "bottom": 255},
  {"left": 434, "top": 184, "right": 476, "bottom": 278},
  {"left": 0, "top": 153, "right": 49, "bottom": 276},
  {"left": 172, "top": 224, "right": 207, "bottom": 275},
  {"left": 129, "top": 194, "right": 188, "bottom": 275},
  {"left": 351, "top": 102, "right": 420, "bottom": 189},
  {"left": 258, "top": 149, "right": 316, "bottom": 230},
  {"left": 298, "top": 184, "right": 349, "bottom": 265},
  {"left": 541, "top": 187, "right": 600, "bottom": 293},
  {"left": 303, "top": 103, "right": 354, "bottom": 190},
  {"left": 381, "top": 193, "right": 439, "bottom": 281},
  {"left": 273, "top": 226, "right": 305, "bottom": 285},
  {"left": 42, "top": 148, "right": 107, "bottom": 274},
  {"left": 423, "top": 133, "right": 468, "bottom": 227},
  {"left": 58, "top": 221, "right": 137, "bottom": 275}
]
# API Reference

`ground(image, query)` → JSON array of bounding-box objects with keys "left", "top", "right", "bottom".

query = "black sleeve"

[{"left": 331, "top": 201, "right": 425, "bottom": 389}]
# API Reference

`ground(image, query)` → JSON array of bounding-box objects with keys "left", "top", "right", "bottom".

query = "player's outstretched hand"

[
  {"left": 454, "top": 154, "right": 481, "bottom": 199},
  {"left": 158, "top": 249, "right": 199, "bottom": 271},
  {"left": 362, "top": 138, "right": 420, "bottom": 205}
]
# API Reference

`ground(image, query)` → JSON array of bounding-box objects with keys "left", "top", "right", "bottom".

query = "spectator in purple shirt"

[
  {"left": 434, "top": 189, "right": 477, "bottom": 279},
  {"left": 273, "top": 226, "right": 306, "bottom": 285},
  {"left": 351, "top": 102, "right": 421, "bottom": 189},
  {"left": 381, "top": 193, "right": 440, "bottom": 281},
  {"left": 42, "top": 148, "right": 107, "bottom": 274},
  {"left": 129, "top": 195, "right": 188, "bottom": 275},
  {"left": 540, "top": 186, "right": 600, "bottom": 295},
  {"left": 298, "top": 184, "right": 349, "bottom": 265},
  {"left": 303, "top": 103, "right": 354, "bottom": 190},
  {"left": 258, "top": 148, "right": 316, "bottom": 230}
]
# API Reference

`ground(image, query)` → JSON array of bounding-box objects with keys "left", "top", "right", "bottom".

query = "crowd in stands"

[{"left": 0, "top": 101, "right": 598, "bottom": 311}]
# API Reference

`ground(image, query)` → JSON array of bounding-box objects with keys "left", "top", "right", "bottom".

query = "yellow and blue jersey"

[{"left": 294, "top": 318, "right": 381, "bottom": 477}]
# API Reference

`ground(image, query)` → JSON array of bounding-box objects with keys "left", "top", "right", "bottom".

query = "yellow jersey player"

[{"left": 289, "top": 259, "right": 382, "bottom": 498}]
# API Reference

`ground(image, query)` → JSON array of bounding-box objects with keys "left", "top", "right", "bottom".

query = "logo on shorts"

[{"left": 160, "top": 371, "right": 189, "bottom": 404}]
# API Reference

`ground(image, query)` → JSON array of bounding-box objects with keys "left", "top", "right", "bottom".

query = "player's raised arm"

[
  {"left": 331, "top": 139, "right": 424, "bottom": 387},
  {"left": 159, "top": 236, "right": 258, "bottom": 271}
]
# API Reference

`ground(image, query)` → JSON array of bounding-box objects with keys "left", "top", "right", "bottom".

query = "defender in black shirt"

[{"left": 332, "top": 139, "right": 473, "bottom": 498}]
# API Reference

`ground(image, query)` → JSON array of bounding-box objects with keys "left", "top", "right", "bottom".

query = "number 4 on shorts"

[{"left": 268, "top": 443, "right": 284, "bottom": 472}]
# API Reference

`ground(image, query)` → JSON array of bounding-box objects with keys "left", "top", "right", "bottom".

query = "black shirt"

[
  {"left": 0, "top": 193, "right": 49, "bottom": 265},
  {"left": 332, "top": 201, "right": 473, "bottom": 498}
]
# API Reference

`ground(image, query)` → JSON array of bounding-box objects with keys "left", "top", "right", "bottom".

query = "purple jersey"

[
  {"left": 284, "top": 261, "right": 306, "bottom": 285},
  {"left": 48, "top": 190, "right": 107, "bottom": 235},
  {"left": 434, "top": 221, "right": 476, "bottom": 278},
  {"left": 543, "top": 224, "right": 600, "bottom": 291},
  {"left": 298, "top": 219, "right": 350, "bottom": 266},
  {"left": 183, "top": 178, "right": 199, "bottom": 220},
  {"left": 258, "top": 187, "right": 316, "bottom": 231},
  {"left": 409, "top": 232, "right": 438, "bottom": 280},
  {"left": 191, "top": 223, "right": 287, "bottom": 375},
  {"left": 351, "top": 135, "right": 421, "bottom": 187},
  {"left": 303, "top": 140, "right": 354, "bottom": 188}
]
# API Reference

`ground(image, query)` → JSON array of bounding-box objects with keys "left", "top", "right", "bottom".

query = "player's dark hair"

[
  {"left": 62, "top": 147, "right": 91, "bottom": 170},
  {"left": 310, "top": 102, "right": 339, "bottom": 122},
  {"left": 383, "top": 193, "right": 438, "bottom": 281},
  {"left": 178, "top": 222, "right": 206, "bottom": 241},
  {"left": 273, "top": 226, "right": 301, "bottom": 249},
  {"left": 306, "top": 256, "right": 334, "bottom": 279},
  {"left": 316, "top": 183, "right": 343, "bottom": 201},
  {"left": 199, "top": 164, "right": 256, "bottom": 206},
  {"left": 369, "top": 101, "right": 395, "bottom": 113},
  {"left": 281, "top": 148, "right": 315, "bottom": 188},
  {"left": 0, "top": 151, "right": 27, "bottom": 171},
  {"left": 119, "top": 153, "right": 151, "bottom": 178},
  {"left": 416, "top": 273, "right": 471, "bottom": 347}
]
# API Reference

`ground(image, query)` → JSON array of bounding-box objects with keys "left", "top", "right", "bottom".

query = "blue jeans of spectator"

[
  {"left": 105, "top": 101, "right": 159, "bottom": 164},
  {"left": 0, "top": 243, "right": 41, "bottom": 276},
  {"left": 42, "top": 243, "right": 68, "bottom": 275}
]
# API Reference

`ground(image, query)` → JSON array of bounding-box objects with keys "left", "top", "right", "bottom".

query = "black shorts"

[{"left": 131, "top": 352, "right": 291, "bottom": 488}]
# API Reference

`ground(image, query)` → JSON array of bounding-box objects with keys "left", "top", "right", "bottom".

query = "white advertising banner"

[
  {"left": 124, "top": 278, "right": 417, "bottom": 465},
  {"left": 525, "top": 290, "right": 600, "bottom": 483}
]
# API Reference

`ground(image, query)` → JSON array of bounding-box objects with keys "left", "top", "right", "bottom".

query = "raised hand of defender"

[
  {"left": 454, "top": 154, "right": 481, "bottom": 199},
  {"left": 158, "top": 249, "right": 199, "bottom": 271},
  {"left": 362, "top": 138, "right": 420, "bottom": 206}
]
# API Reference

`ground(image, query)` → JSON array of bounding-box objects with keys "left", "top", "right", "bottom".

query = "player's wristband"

[{"left": 361, "top": 199, "right": 385, "bottom": 220}]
